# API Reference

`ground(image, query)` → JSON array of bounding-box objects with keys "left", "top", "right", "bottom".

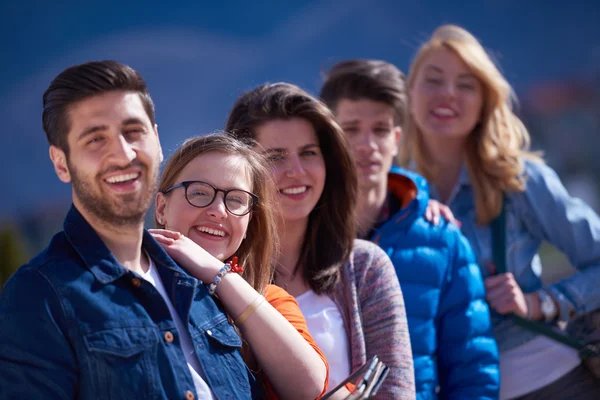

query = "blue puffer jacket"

[{"left": 371, "top": 167, "right": 500, "bottom": 400}]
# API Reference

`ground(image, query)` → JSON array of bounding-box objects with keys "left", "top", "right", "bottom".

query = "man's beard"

[{"left": 68, "top": 159, "right": 159, "bottom": 228}]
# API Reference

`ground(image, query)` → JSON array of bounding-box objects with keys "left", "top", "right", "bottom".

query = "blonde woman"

[{"left": 401, "top": 25, "right": 600, "bottom": 399}]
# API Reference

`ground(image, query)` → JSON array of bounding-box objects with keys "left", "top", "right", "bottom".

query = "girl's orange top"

[{"left": 262, "top": 284, "right": 329, "bottom": 399}]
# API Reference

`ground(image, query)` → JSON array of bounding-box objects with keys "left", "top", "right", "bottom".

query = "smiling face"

[
  {"left": 155, "top": 152, "right": 253, "bottom": 261},
  {"left": 335, "top": 98, "right": 401, "bottom": 190},
  {"left": 254, "top": 118, "right": 326, "bottom": 225},
  {"left": 409, "top": 47, "right": 484, "bottom": 145},
  {"left": 49, "top": 91, "right": 162, "bottom": 227}
]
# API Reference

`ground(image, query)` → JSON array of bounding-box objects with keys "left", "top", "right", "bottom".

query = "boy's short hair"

[{"left": 320, "top": 59, "right": 407, "bottom": 126}]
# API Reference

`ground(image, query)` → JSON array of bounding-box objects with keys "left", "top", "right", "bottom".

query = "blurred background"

[{"left": 1, "top": 0, "right": 599, "bottom": 287}]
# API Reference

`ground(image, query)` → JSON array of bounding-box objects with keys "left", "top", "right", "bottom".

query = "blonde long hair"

[{"left": 399, "top": 24, "right": 542, "bottom": 224}]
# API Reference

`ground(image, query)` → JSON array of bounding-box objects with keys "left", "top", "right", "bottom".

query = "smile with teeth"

[
  {"left": 105, "top": 172, "right": 140, "bottom": 183},
  {"left": 196, "top": 226, "right": 226, "bottom": 237},
  {"left": 281, "top": 186, "right": 308, "bottom": 195},
  {"left": 432, "top": 107, "right": 457, "bottom": 117}
]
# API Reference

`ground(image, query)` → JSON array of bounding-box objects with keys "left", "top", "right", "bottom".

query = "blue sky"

[{"left": 1, "top": 0, "right": 599, "bottom": 219}]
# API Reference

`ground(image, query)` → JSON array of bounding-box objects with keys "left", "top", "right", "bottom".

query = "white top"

[
  {"left": 296, "top": 289, "right": 351, "bottom": 391},
  {"left": 499, "top": 335, "right": 581, "bottom": 399},
  {"left": 141, "top": 258, "right": 214, "bottom": 399}
]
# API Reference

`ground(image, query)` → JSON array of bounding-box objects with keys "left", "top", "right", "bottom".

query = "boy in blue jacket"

[{"left": 320, "top": 59, "right": 500, "bottom": 400}]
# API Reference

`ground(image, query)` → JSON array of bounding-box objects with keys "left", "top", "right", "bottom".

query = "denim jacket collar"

[
  {"left": 428, "top": 163, "right": 471, "bottom": 206},
  {"left": 63, "top": 205, "right": 188, "bottom": 285}
]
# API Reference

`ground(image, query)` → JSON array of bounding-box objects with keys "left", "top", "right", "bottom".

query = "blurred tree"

[{"left": 0, "top": 224, "right": 30, "bottom": 291}]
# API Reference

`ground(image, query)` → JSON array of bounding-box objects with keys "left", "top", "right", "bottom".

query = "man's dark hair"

[
  {"left": 42, "top": 60, "right": 155, "bottom": 155},
  {"left": 319, "top": 59, "right": 407, "bottom": 126}
]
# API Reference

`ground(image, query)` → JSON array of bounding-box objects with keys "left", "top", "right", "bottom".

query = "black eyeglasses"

[{"left": 163, "top": 181, "right": 258, "bottom": 216}]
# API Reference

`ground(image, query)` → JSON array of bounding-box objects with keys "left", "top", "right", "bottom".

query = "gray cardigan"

[{"left": 332, "top": 239, "right": 416, "bottom": 399}]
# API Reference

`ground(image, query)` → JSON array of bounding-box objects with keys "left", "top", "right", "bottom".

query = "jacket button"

[
  {"left": 185, "top": 390, "right": 195, "bottom": 400},
  {"left": 206, "top": 330, "right": 212, "bottom": 336},
  {"left": 164, "top": 331, "right": 174, "bottom": 343},
  {"left": 131, "top": 278, "right": 142, "bottom": 288}
]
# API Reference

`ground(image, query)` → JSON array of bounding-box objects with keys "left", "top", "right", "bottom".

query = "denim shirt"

[
  {"left": 0, "top": 205, "right": 256, "bottom": 399},
  {"left": 429, "top": 160, "right": 600, "bottom": 352}
]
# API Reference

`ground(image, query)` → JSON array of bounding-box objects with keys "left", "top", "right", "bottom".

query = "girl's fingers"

[
  {"left": 148, "top": 228, "right": 182, "bottom": 240},
  {"left": 488, "top": 294, "right": 516, "bottom": 314},
  {"left": 431, "top": 204, "right": 440, "bottom": 225},
  {"left": 486, "top": 286, "right": 513, "bottom": 305},
  {"left": 485, "top": 274, "right": 506, "bottom": 289},
  {"left": 425, "top": 207, "right": 432, "bottom": 222},
  {"left": 150, "top": 232, "right": 176, "bottom": 245}
]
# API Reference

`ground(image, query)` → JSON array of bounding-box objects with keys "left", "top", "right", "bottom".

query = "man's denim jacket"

[
  {"left": 431, "top": 160, "right": 600, "bottom": 352},
  {"left": 0, "top": 205, "right": 256, "bottom": 399}
]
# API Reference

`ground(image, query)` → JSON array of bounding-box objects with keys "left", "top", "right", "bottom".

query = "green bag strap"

[{"left": 490, "top": 197, "right": 586, "bottom": 351}]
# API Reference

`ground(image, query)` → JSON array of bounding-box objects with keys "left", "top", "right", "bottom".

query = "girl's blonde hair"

[{"left": 400, "top": 24, "right": 542, "bottom": 224}]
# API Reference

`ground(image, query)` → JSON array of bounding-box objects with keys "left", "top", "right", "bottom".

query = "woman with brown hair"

[
  {"left": 150, "top": 133, "right": 328, "bottom": 399},
  {"left": 226, "top": 82, "right": 415, "bottom": 399}
]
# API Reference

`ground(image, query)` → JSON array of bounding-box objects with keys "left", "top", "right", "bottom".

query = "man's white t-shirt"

[{"left": 141, "top": 257, "right": 215, "bottom": 399}]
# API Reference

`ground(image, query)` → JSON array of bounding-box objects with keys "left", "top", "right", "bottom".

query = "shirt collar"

[
  {"left": 63, "top": 205, "right": 184, "bottom": 284},
  {"left": 428, "top": 163, "right": 470, "bottom": 204}
]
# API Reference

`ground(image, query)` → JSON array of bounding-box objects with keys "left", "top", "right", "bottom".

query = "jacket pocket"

[
  {"left": 198, "top": 318, "right": 254, "bottom": 397},
  {"left": 204, "top": 319, "right": 242, "bottom": 348},
  {"left": 83, "top": 326, "right": 160, "bottom": 399}
]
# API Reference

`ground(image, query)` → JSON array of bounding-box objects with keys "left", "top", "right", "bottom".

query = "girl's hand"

[
  {"left": 425, "top": 199, "right": 461, "bottom": 227},
  {"left": 148, "top": 228, "right": 222, "bottom": 282},
  {"left": 484, "top": 272, "right": 531, "bottom": 318}
]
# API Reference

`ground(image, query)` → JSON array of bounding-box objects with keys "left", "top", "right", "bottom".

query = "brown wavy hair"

[
  {"left": 400, "top": 24, "right": 543, "bottom": 224},
  {"left": 155, "top": 133, "right": 277, "bottom": 294},
  {"left": 225, "top": 82, "right": 357, "bottom": 295}
]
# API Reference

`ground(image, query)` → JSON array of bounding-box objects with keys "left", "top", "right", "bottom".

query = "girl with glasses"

[{"left": 151, "top": 133, "right": 328, "bottom": 400}]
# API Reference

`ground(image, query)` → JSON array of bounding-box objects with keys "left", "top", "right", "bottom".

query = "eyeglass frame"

[{"left": 162, "top": 180, "right": 259, "bottom": 216}]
